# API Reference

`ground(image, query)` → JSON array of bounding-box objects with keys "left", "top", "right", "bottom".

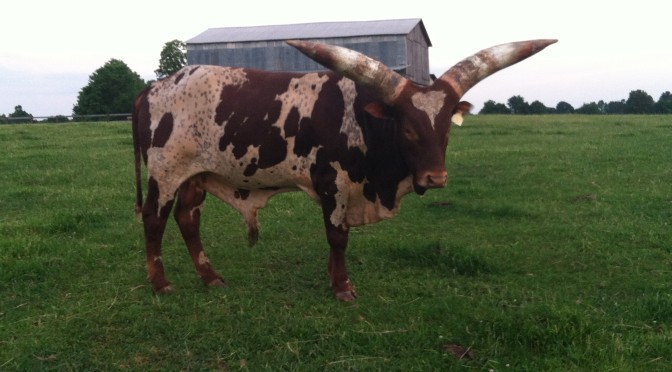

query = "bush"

[{"left": 46, "top": 115, "right": 70, "bottom": 123}]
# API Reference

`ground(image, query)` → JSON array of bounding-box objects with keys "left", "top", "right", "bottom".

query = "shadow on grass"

[
  {"left": 472, "top": 303, "right": 597, "bottom": 358},
  {"left": 426, "top": 200, "right": 537, "bottom": 220},
  {"left": 385, "top": 244, "right": 495, "bottom": 277}
]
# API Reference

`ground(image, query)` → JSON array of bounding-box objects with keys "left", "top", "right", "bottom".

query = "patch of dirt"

[
  {"left": 443, "top": 343, "right": 475, "bottom": 360},
  {"left": 571, "top": 194, "right": 598, "bottom": 203}
]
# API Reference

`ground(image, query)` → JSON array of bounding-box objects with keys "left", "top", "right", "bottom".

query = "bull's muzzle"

[{"left": 417, "top": 170, "right": 448, "bottom": 189}]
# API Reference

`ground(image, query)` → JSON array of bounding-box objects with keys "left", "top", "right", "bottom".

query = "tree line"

[
  {"left": 3, "top": 39, "right": 672, "bottom": 123},
  {"left": 480, "top": 90, "right": 672, "bottom": 115}
]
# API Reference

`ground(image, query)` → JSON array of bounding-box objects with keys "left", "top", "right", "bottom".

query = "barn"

[{"left": 185, "top": 18, "right": 433, "bottom": 85}]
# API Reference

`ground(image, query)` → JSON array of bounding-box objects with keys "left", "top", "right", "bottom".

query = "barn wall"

[
  {"left": 187, "top": 29, "right": 431, "bottom": 85},
  {"left": 188, "top": 36, "right": 407, "bottom": 72},
  {"left": 405, "top": 24, "right": 431, "bottom": 85}
]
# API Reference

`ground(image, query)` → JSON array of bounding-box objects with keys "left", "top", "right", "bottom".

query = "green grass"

[{"left": 1, "top": 116, "right": 670, "bottom": 370}]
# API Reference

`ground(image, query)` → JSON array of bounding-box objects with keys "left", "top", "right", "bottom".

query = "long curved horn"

[
  {"left": 438, "top": 39, "right": 557, "bottom": 98},
  {"left": 287, "top": 40, "right": 408, "bottom": 104}
]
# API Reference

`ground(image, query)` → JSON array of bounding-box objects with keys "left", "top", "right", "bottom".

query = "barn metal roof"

[{"left": 187, "top": 18, "right": 431, "bottom": 46}]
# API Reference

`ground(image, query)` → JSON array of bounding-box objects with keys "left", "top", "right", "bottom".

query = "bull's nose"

[{"left": 425, "top": 171, "right": 448, "bottom": 188}]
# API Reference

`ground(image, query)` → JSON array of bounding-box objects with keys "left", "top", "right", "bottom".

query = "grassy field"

[{"left": 1, "top": 115, "right": 670, "bottom": 370}]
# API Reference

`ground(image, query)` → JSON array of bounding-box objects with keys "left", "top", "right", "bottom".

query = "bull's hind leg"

[
  {"left": 174, "top": 178, "right": 226, "bottom": 288},
  {"left": 143, "top": 177, "right": 175, "bottom": 293}
]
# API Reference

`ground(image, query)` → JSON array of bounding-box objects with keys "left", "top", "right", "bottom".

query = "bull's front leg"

[
  {"left": 316, "top": 164, "right": 356, "bottom": 301},
  {"left": 324, "top": 222, "right": 357, "bottom": 301}
]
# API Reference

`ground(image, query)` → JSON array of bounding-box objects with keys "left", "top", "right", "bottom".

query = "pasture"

[{"left": 1, "top": 115, "right": 670, "bottom": 370}]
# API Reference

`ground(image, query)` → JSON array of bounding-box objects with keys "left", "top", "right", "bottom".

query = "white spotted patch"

[
  {"left": 273, "top": 73, "right": 329, "bottom": 137},
  {"left": 344, "top": 176, "right": 414, "bottom": 227},
  {"left": 411, "top": 91, "right": 446, "bottom": 129},
  {"left": 197, "top": 251, "right": 210, "bottom": 265},
  {"left": 147, "top": 66, "right": 249, "bottom": 211},
  {"left": 337, "top": 78, "right": 367, "bottom": 153},
  {"left": 328, "top": 161, "right": 350, "bottom": 227},
  {"left": 327, "top": 162, "right": 415, "bottom": 228},
  {"left": 189, "top": 203, "right": 203, "bottom": 220}
]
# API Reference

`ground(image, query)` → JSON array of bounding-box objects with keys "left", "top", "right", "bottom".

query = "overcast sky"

[{"left": 1, "top": 0, "right": 670, "bottom": 117}]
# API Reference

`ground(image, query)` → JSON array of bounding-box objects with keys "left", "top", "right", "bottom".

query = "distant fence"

[{"left": 0, "top": 113, "right": 132, "bottom": 124}]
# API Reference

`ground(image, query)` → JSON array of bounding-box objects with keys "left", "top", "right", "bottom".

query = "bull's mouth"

[{"left": 413, "top": 183, "right": 428, "bottom": 195}]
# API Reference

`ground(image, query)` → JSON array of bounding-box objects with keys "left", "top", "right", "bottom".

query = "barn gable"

[{"left": 186, "top": 19, "right": 432, "bottom": 85}]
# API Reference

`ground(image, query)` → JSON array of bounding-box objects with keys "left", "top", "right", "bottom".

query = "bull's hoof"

[
  {"left": 332, "top": 279, "right": 357, "bottom": 301},
  {"left": 335, "top": 290, "right": 358, "bottom": 302},
  {"left": 207, "top": 278, "right": 227, "bottom": 288},
  {"left": 154, "top": 284, "right": 175, "bottom": 294}
]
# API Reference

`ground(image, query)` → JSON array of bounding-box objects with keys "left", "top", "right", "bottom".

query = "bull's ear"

[
  {"left": 365, "top": 102, "right": 394, "bottom": 119},
  {"left": 451, "top": 101, "right": 473, "bottom": 126}
]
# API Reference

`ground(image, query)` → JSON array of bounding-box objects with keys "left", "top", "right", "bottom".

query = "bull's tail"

[{"left": 132, "top": 88, "right": 149, "bottom": 218}]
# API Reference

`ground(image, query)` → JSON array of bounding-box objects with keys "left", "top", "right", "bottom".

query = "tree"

[
  {"left": 155, "top": 39, "right": 187, "bottom": 79},
  {"left": 8, "top": 105, "right": 33, "bottom": 123},
  {"left": 477, "top": 90, "right": 672, "bottom": 115},
  {"left": 529, "top": 100, "right": 549, "bottom": 114},
  {"left": 479, "top": 99, "right": 510, "bottom": 114},
  {"left": 625, "top": 89, "right": 654, "bottom": 114},
  {"left": 605, "top": 100, "right": 626, "bottom": 114},
  {"left": 653, "top": 91, "right": 672, "bottom": 113},
  {"left": 73, "top": 59, "right": 145, "bottom": 119},
  {"left": 507, "top": 95, "right": 530, "bottom": 114},
  {"left": 556, "top": 101, "right": 575, "bottom": 114},
  {"left": 46, "top": 115, "right": 70, "bottom": 123},
  {"left": 576, "top": 102, "right": 601, "bottom": 114}
]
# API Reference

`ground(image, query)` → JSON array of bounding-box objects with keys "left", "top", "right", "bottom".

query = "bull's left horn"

[
  {"left": 287, "top": 40, "right": 408, "bottom": 104},
  {"left": 438, "top": 39, "right": 558, "bottom": 98}
]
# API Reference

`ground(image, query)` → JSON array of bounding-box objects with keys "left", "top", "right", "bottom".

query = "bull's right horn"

[
  {"left": 287, "top": 40, "right": 408, "bottom": 104},
  {"left": 438, "top": 39, "right": 558, "bottom": 98}
]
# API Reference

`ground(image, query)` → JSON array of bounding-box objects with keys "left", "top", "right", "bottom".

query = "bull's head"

[{"left": 288, "top": 39, "right": 557, "bottom": 192}]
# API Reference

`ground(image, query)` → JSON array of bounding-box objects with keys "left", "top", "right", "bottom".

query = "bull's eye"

[{"left": 403, "top": 125, "right": 419, "bottom": 142}]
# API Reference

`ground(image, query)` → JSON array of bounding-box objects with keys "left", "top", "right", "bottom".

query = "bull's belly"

[
  {"left": 200, "top": 170, "right": 315, "bottom": 199},
  {"left": 205, "top": 137, "right": 318, "bottom": 189},
  {"left": 209, "top": 161, "right": 312, "bottom": 191}
]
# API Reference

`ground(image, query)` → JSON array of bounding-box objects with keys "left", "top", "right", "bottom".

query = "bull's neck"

[{"left": 360, "top": 113, "right": 413, "bottom": 211}]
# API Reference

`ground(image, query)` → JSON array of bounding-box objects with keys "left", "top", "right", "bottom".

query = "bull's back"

[{"left": 136, "top": 65, "right": 341, "bottom": 192}]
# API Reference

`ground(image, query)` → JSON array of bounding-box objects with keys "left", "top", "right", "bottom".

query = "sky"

[{"left": 1, "top": 0, "right": 670, "bottom": 117}]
